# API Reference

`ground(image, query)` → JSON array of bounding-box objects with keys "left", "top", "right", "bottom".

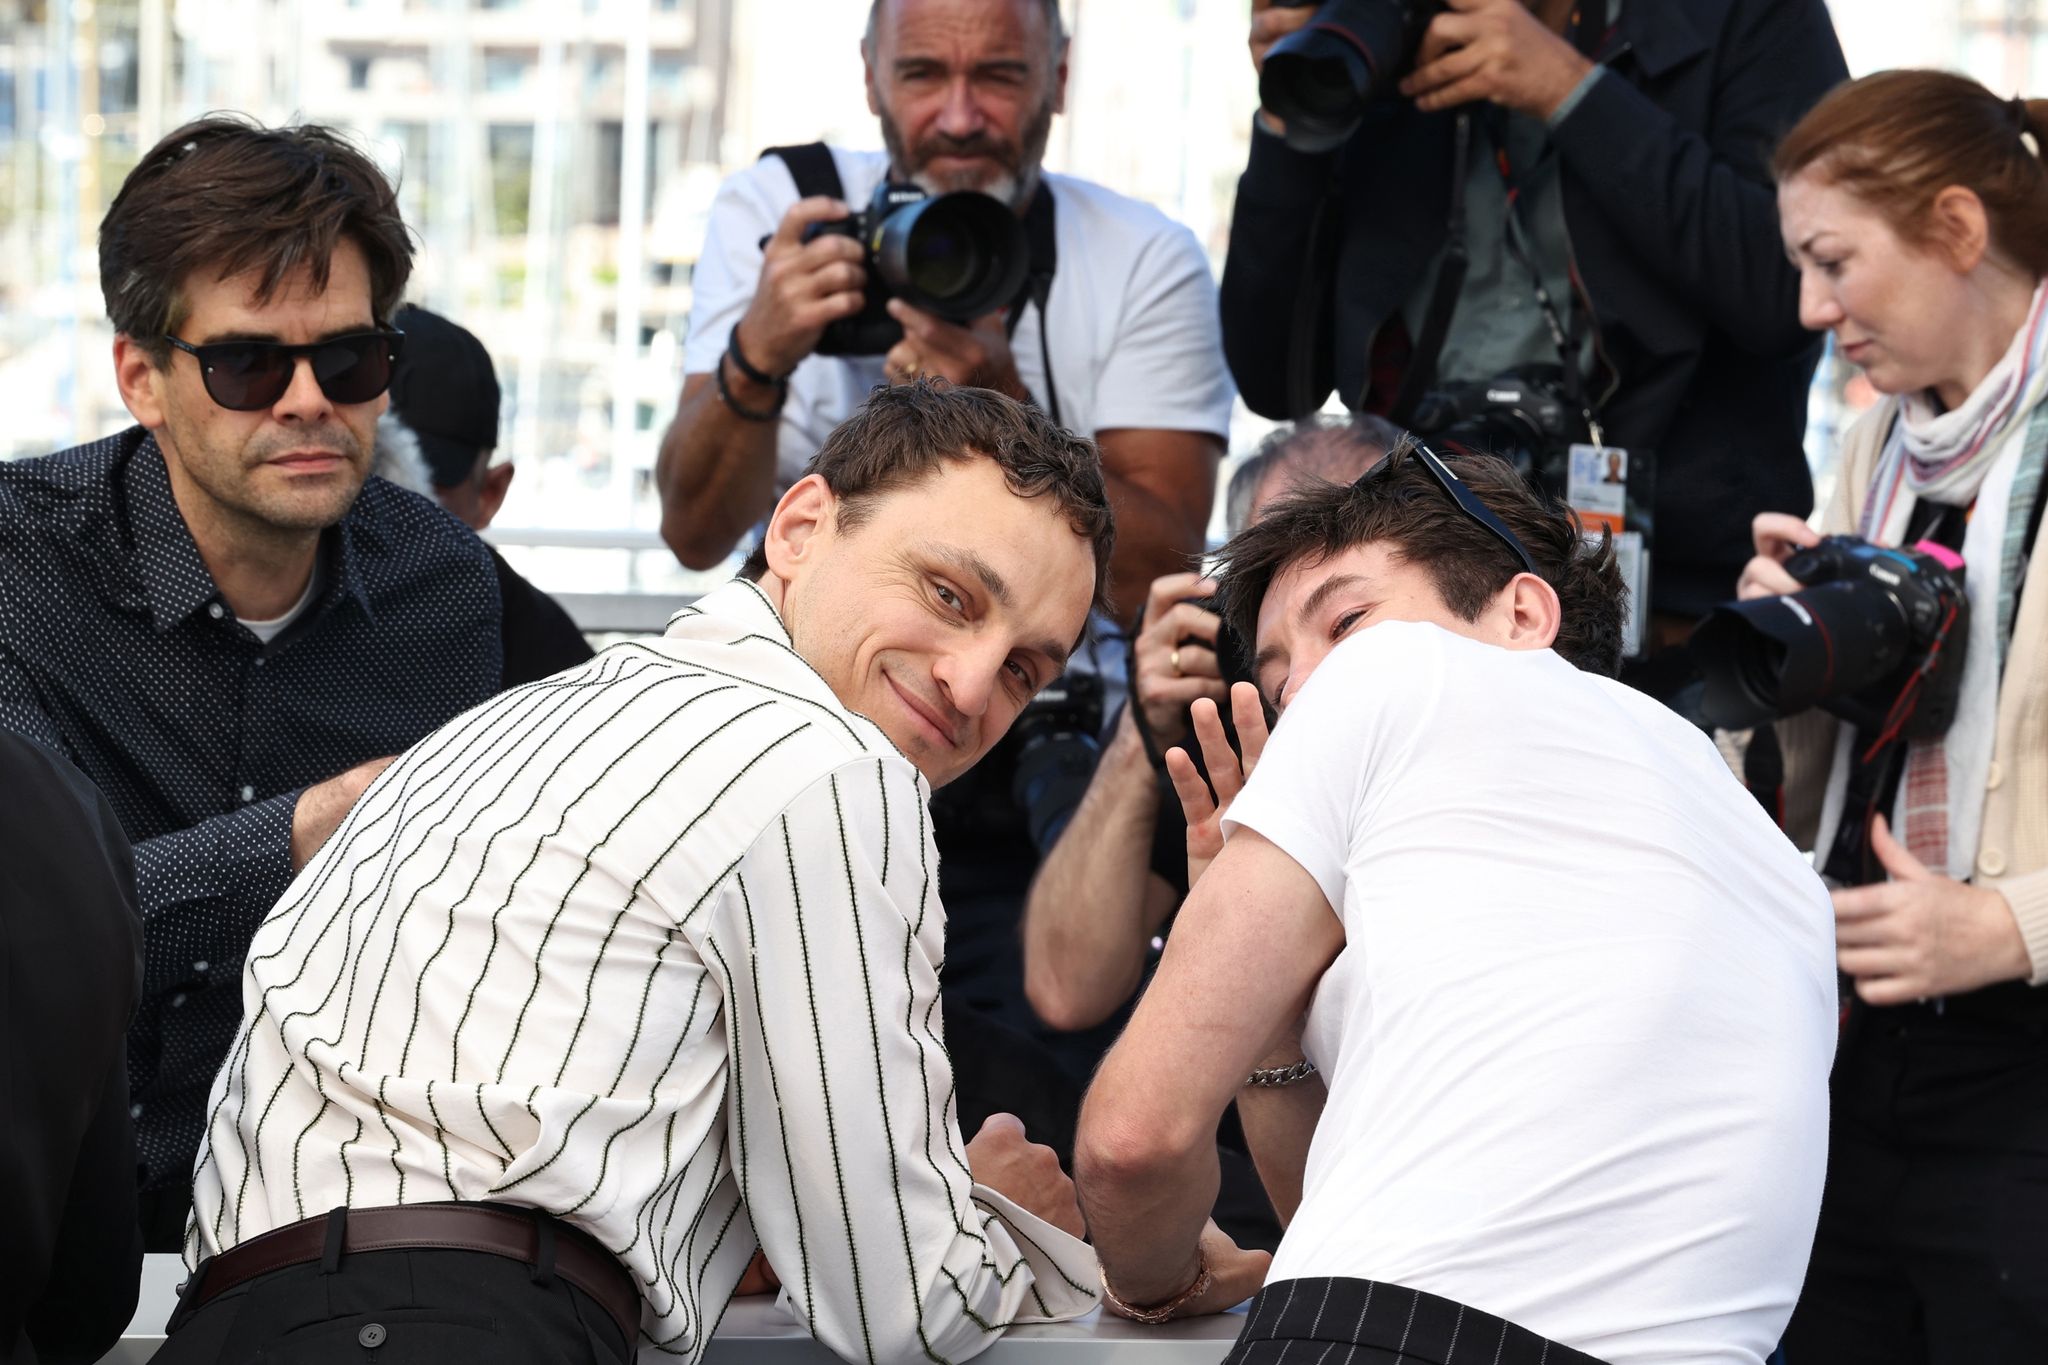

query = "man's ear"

[
  {"left": 862, "top": 22, "right": 883, "bottom": 117},
  {"left": 1500, "top": 571, "right": 1563, "bottom": 653},
  {"left": 475, "top": 461, "right": 515, "bottom": 530},
  {"left": 761, "top": 474, "right": 837, "bottom": 585},
  {"left": 1051, "top": 37, "right": 1070, "bottom": 116},
  {"left": 113, "top": 334, "right": 168, "bottom": 430}
]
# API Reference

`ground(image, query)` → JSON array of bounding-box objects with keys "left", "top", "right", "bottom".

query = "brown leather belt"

[{"left": 186, "top": 1203, "right": 639, "bottom": 1346}]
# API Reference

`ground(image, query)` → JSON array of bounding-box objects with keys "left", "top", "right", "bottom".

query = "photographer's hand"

[
  {"left": 741, "top": 196, "right": 871, "bottom": 377},
  {"left": 882, "top": 301, "right": 1032, "bottom": 401},
  {"left": 1165, "top": 682, "right": 1271, "bottom": 888},
  {"left": 1399, "top": 0, "right": 1594, "bottom": 121},
  {"left": 1738, "top": 511, "right": 1822, "bottom": 600},
  {"left": 1135, "top": 573, "right": 1229, "bottom": 748},
  {"left": 1834, "top": 815, "right": 2033, "bottom": 1004}
]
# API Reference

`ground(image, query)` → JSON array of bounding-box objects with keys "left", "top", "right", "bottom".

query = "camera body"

[
  {"left": 1691, "top": 535, "right": 1970, "bottom": 738},
  {"left": 800, "top": 180, "right": 1029, "bottom": 356},
  {"left": 1408, "top": 366, "right": 1584, "bottom": 496},
  {"left": 1265, "top": 0, "right": 1445, "bottom": 152}
]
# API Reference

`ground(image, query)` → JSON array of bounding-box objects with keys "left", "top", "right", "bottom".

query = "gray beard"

[{"left": 879, "top": 97, "right": 1055, "bottom": 211}]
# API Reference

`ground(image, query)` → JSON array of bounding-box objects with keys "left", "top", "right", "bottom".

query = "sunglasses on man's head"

[
  {"left": 1373, "top": 440, "right": 1543, "bottom": 579},
  {"left": 162, "top": 329, "right": 406, "bottom": 412}
]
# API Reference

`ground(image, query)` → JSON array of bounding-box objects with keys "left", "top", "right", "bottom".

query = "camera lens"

[
  {"left": 906, "top": 222, "right": 982, "bottom": 302},
  {"left": 872, "top": 191, "right": 1029, "bottom": 322},
  {"left": 1691, "top": 582, "right": 1911, "bottom": 731},
  {"left": 1261, "top": 0, "right": 1422, "bottom": 153}
]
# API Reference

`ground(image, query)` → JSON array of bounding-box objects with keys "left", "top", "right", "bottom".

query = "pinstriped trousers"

[{"left": 1223, "top": 1278, "right": 1608, "bottom": 1365}]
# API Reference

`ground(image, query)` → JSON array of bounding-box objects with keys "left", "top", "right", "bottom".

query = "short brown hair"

[
  {"left": 100, "top": 115, "right": 414, "bottom": 365},
  {"left": 1774, "top": 70, "right": 2048, "bottom": 278},
  {"left": 743, "top": 380, "right": 1115, "bottom": 614},
  {"left": 1216, "top": 442, "right": 1628, "bottom": 676}
]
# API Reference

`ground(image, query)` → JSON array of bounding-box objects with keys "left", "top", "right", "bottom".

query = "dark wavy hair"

[
  {"left": 1215, "top": 441, "right": 1628, "bottom": 677},
  {"left": 743, "top": 380, "right": 1115, "bottom": 615},
  {"left": 101, "top": 115, "right": 414, "bottom": 365}
]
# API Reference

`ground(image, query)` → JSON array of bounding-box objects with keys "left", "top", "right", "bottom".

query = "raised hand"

[{"left": 1164, "top": 681, "right": 1272, "bottom": 889}]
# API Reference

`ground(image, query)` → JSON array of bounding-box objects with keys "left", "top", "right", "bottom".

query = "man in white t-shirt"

[
  {"left": 1073, "top": 444, "right": 1836, "bottom": 1365},
  {"left": 655, "top": 0, "right": 1232, "bottom": 634}
]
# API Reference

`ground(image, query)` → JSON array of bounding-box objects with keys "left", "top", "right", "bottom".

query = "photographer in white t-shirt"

[
  {"left": 656, "top": 0, "right": 1232, "bottom": 633},
  {"left": 1073, "top": 443, "right": 1836, "bottom": 1365}
]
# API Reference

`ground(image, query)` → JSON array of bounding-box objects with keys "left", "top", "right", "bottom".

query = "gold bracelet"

[{"left": 1098, "top": 1247, "right": 1212, "bottom": 1324}]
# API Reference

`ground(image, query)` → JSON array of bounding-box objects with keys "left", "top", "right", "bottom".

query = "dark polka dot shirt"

[{"left": 0, "top": 426, "right": 504, "bottom": 1190}]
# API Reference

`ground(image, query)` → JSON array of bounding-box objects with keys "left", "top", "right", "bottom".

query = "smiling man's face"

[
  {"left": 131, "top": 238, "right": 383, "bottom": 546},
  {"left": 772, "top": 456, "right": 1097, "bottom": 788}
]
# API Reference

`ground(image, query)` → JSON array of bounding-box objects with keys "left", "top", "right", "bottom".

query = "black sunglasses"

[
  {"left": 1393, "top": 441, "right": 1543, "bottom": 578},
  {"left": 162, "top": 329, "right": 406, "bottom": 412}
]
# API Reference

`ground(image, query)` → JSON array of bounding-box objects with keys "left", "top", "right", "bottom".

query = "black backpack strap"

[{"left": 763, "top": 142, "right": 845, "bottom": 203}]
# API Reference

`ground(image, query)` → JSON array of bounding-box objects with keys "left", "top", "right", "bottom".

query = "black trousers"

[
  {"left": 151, "top": 1245, "right": 632, "bottom": 1365},
  {"left": 1782, "top": 992, "right": 2048, "bottom": 1364},
  {"left": 1225, "top": 1277, "right": 1606, "bottom": 1365}
]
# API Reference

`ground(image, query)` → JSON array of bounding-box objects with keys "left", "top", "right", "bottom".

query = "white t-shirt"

[
  {"left": 681, "top": 147, "right": 1235, "bottom": 492},
  {"left": 1224, "top": 623, "right": 1836, "bottom": 1365}
]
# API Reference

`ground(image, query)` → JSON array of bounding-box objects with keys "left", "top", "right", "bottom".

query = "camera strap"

[
  {"left": 1008, "top": 185, "right": 1064, "bottom": 429},
  {"left": 1822, "top": 496, "right": 1967, "bottom": 886},
  {"left": 1385, "top": 111, "right": 1474, "bottom": 426},
  {"left": 765, "top": 141, "right": 845, "bottom": 203},
  {"left": 1484, "top": 110, "right": 1609, "bottom": 442}
]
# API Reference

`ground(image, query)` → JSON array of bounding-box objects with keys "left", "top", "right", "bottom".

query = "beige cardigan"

[{"left": 1780, "top": 396, "right": 2048, "bottom": 984}]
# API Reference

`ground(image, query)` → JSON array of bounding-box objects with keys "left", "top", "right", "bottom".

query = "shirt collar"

[
  {"left": 666, "top": 575, "right": 928, "bottom": 782},
  {"left": 324, "top": 516, "right": 377, "bottom": 622},
  {"left": 122, "top": 432, "right": 225, "bottom": 633},
  {"left": 669, "top": 576, "right": 791, "bottom": 643}
]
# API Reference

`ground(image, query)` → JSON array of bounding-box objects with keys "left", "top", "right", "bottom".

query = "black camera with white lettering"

[
  {"left": 801, "top": 181, "right": 1029, "bottom": 356},
  {"left": 1263, "top": 0, "right": 1445, "bottom": 152},
  {"left": 1690, "top": 535, "right": 1970, "bottom": 739}
]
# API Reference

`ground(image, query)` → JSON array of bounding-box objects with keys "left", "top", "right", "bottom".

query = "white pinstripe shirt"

[{"left": 188, "top": 578, "right": 1099, "bottom": 1363}]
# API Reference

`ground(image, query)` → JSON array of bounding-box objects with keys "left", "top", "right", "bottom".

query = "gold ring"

[{"left": 1170, "top": 646, "right": 1183, "bottom": 676}]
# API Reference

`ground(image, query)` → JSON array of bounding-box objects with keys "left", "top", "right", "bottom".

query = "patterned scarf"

[{"left": 1856, "top": 281, "right": 2048, "bottom": 876}]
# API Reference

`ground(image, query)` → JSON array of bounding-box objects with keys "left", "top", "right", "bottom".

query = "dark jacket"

[
  {"left": 1220, "top": 0, "right": 1848, "bottom": 617},
  {"left": 0, "top": 732, "right": 143, "bottom": 1365}
]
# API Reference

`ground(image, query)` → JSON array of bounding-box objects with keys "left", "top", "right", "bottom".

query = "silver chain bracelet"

[{"left": 1244, "top": 1057, "right": 1319, "bottom": 1088}]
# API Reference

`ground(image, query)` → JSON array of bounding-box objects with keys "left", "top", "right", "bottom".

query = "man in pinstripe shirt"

[{"left": 163, "top": 384, "right": 1247, "bottom": 1364}]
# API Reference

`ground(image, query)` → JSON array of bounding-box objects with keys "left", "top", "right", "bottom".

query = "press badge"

[{"left": 1567, "top": 442, "right": 1650, "bottom": 658}]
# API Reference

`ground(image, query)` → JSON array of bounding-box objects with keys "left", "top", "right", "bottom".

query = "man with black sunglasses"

[
  {"left": 0, "top": 116, "right": 508, "bottom": 1249},
  {"left": 1073, "top": 445, "right": 1838, "bottom": 1363}
]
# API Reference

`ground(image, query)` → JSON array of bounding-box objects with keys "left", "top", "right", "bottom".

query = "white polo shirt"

[
  {"left": 1224, "top": 623, "right": 1836, "bottom": 1365},
  {"left": 681, "top": 146, "right": 1235, "bottom": 492}
]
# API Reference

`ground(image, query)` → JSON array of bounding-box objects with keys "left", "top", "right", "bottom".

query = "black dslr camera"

[
  {"left": 801, "top": 180, "right": 1029, "bottom": 356},
  {"left": 1264, "top": 0, "right": 1445, "bottom": 152},
  {"left": 1408, "top": 366, "right": 1584, "bottom": 496},
  {"left": 1690, "top": 536, "right": 1969, "bottom": 739}
]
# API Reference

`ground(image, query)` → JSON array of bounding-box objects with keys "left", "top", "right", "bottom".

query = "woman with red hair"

[{"left": 1747, "top": 69, "right": 2048, "bottom": 1361}]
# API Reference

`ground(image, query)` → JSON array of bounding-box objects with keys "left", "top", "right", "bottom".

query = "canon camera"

[
  {"left": 801, "top": 180, "right": 1028, "bottom": 356},
  {"left": 1690, "top": 535, "right": 1970, "bottom": 740}
]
